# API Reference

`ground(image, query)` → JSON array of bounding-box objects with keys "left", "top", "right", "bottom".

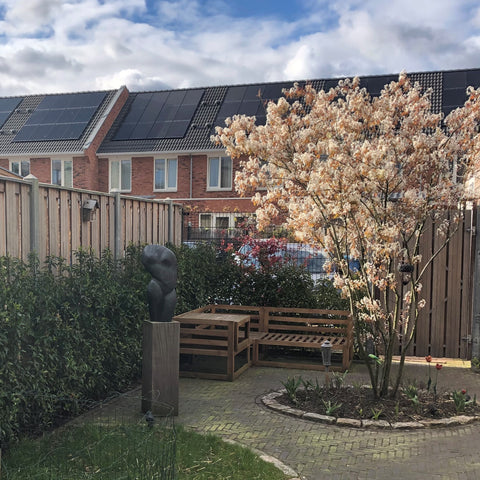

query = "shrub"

[
  {"left": 0, "top": 246, "right": 148, "bottom": 448},
  {"left": 0, "top": 240, "right": 345, "bottom": 448}
]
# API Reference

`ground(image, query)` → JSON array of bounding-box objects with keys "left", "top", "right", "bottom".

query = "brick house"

[
  {"left": 0, "top": 68, "right": 479, "bottom": 241},
  {"left": 0, "top": 87, "right": 129, "bottom": 190}
]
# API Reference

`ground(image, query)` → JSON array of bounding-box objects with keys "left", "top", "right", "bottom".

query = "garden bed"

[{"left": 264, "top": 373, "right": 480, "bottom": 429}]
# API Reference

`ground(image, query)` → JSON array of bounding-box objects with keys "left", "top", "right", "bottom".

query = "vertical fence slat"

[
  {"left": 71, "top": 192, "right": 81, "bottom": 259},
  {"left": 5, "top": 181, "right": 20, "bottom": 258},
  {"left": 461, "top": 209, "right": 476, "bottom": 358},
  {"left": 59, "top": 190, "right": 70, "bottom": 260},
  {"left": 20, "top": 183, "right": 30, "bottom": 262},
  {"left": 415, "top": 218, "right": 434, "bottom": 356},
  {"left": 0, "top": 181, "right": 6, "bottom": 256},
  {"left": 430, "top": 214, "right": 449, "bottom": 357},
  {"left": 445, "top": 213, "right": 464, "bottom": 357}
]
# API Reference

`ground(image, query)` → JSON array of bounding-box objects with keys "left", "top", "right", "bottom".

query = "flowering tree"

[{"left": 213, "top": 73, "right": 480, "bottom": 398}]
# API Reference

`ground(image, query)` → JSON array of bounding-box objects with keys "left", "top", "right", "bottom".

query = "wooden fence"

[
  {"left": 401, "top": 208, "right": 476, "bottom": 359},
  {"left": 0, "top": 175, "right": 183, "bottom": 263}
]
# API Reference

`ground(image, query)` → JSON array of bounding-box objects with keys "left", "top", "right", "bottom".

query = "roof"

[
  {"left": 0, "top": 166, "right": 22, "bottom": 179},
  {"left": 98, "top": 68, "right": 480, "bottom": 155},
  {"left": 0, "top": 89, "right": 121, "bottom": 156},
  {"left": 1, "top": 68, "right": 479, "bottom": 157}
]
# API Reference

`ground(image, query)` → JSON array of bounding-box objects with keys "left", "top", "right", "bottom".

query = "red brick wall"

[
  {"left": 30, "top": 158, "right": 51, "bottom": 183},
  {"left": 131, "top": 157, "right": 153, "bottom": 195},
  {"left": 85, "top": 88, "right": 129, "bottom": 159},
  {"left": 0, "top": 159, "right": 8, "bottom": 170},
  {"left": 85, "top": 87, "right": 129, "bottom": 191},
  {"left": 97, "top": 158, "right": 109, "bottom": 192},
  {"left": 72, "top": 155, "right": 88, "bottom": 189},
  {"left": 95, "top": 153, "right": 258, "bottom": 219}
]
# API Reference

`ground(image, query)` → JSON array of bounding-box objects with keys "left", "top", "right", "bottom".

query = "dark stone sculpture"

[{"left": 141, "top": 245, "right": 177, "bottom": 323}]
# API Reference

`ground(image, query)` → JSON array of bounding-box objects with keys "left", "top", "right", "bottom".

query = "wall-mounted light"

[{"left": 82, "top": 199, "right": 98, "bottom": 222}]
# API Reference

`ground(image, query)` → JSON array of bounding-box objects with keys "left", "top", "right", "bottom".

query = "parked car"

[{"left": 236, "top": 241, "right": 331, "bottom": 282}]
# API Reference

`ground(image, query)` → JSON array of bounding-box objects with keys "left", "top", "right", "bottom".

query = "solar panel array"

[
  {"left": 214, "top": 83, "right": 293, "bottom": 129},
  {"left": 442, "top": 69, "right": 480, "bottom": 116},
  {"left": 113, "top": 89, "right": 204, "bottom": 141},
  {"left": 13, "top": 91, "right": 107, "bottom": 142},
  {"left": 0, "top": 97, "right": 22, "bottom": 129}
]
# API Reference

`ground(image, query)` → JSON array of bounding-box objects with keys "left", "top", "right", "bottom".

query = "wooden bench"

[
  {"left": 251, "top": 306, "right": 353, "bottom": 371},
  {"left": 174, "top": 310, "right": 251, "bottom": 381},
  {"left": 197, "top": 305, "right": 353, "bottom": 372}
]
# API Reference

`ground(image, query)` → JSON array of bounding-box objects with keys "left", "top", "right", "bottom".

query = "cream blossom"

[{"left": 212, "top": 73, "right": 480, "bottom": 398}]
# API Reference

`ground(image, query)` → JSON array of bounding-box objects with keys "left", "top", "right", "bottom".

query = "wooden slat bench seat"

[
  {"left": 195, "top": 305, "right": 353, "bottom": 372},
  {"left": 252, "top": 307, "right": 353, "bottom": 371}
]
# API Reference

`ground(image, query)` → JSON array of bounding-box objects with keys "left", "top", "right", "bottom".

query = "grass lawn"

[{"left": 1, "top": 423, "right": 289, "bottom": 479}]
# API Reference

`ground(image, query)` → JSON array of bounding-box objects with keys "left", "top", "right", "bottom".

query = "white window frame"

[
  {"left": 52, "top": 159, "right": 73, "bottom": 187},
  {"left": 109, "top": 159, "right": 132, "bottom": 192},
  {"left": 10, "top": 159, "right": 30, "bottom": 177},
  {"left": 199, "top": 213, "right": 212, "bottom": 229},
  {"left": 207, "top": 156, "right": 232, "bottom": 191},
  {"left": 154, "top": 158, "right": 178, "bottom": 192},
  {"left": 199, "top": 213, "right": 234, "bottom": 229}
]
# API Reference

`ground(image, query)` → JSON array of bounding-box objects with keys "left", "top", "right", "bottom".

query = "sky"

[{"left": 0, "top": 0, "right": 480, "bottom": 95}]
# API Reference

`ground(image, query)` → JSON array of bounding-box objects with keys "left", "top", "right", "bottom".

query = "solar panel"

[
  {"left": 214, "top": 82, "right": 296, "bottom": 130},
  {"left": 113, "top": 89, "right": 204, "bottom": 141},
  {"left": 0, "top": 97, "right": 22, "bottom": 129},
  {"left": 13, "top": 91, "right": 107, "bottom": 142},
  {"left": 466, "top": 69, "right": 480, "bottom": 87}
]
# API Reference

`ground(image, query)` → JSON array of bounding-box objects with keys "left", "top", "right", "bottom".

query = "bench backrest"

[
  {"left": 264, "top": 307, "right": 352, "bottom": 338},
  {"left": 199, "top": 305, "right": 352, "bottom": 339}
]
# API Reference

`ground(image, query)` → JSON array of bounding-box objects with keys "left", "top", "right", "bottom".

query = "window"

[
  {"left": 110, "top": 159, "right": 131, "bottom": 192},
  {"left": 199, "top": 214, "right": 212, "bottom": 228},
  {"left": 10, "top": 160, "right": 30, "bottom": 177},
  {"left": 52, "top": 160, "right": 73, "bottom": 187},
  {"left": 208, "top": 156, "right": 232, "bottom": 190},
  {"left": 215, "top": 217, "right": 229, "bottom": 229},
  {"left": 154, "top": 158, "right": 177, "bottom": 191}
]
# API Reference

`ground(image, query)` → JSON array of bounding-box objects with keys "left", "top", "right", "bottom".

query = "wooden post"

[
  {"left": 167, "top": 200, "right": 174, "bottom": 244},
  {"left": 113, "top": 191, "right": 122, "bottom": 260},
  {"left": 142, "top": 320, "right": 179, "bottom": 416},
  {"left": 25, "top": 174, "right": 40, "bottom": 255}
]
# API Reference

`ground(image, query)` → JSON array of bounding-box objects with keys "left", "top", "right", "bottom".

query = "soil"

[{"left": 277, "top": 385, "right": 480, "bottom": 423}]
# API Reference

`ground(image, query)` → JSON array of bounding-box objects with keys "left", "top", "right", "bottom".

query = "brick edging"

[{"left": 262, "top": 390, "right": 480, "bottom": 429}]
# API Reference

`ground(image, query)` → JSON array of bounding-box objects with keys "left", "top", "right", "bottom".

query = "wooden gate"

[{"left": 407, "top": 208, "right": 476, "bottom": 358}]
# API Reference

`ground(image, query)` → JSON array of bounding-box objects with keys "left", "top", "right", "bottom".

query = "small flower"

[
  {"left": 425, "top": 355, "right": 432, "bottom": 363},
  {"left": 436, "top": 363, "right": 443, "bottom": 370},
  {"left": 462, "top": 389, "right": 467, "bottom": 395}
]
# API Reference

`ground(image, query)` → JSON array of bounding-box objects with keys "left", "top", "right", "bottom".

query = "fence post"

[
  {"left": 113, "top": 191, "right": 122, "bottom": 259},
  {"left": 168, "top": 200, "right": 174, "bottom": 244},
  {"left": 472, "top": 207, "right": 480, "bottom": 361},
  {"left": 25, "top": 174, "right": 40, "bottom": 255}
]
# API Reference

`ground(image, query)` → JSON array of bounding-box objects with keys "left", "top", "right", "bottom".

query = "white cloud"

[{"left": 0, "top": 0, "right": 478, "bottom": 96}]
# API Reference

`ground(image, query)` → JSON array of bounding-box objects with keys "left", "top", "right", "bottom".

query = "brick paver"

[{"left": 176, "top": 361, "right": 480, "bottom": 479}]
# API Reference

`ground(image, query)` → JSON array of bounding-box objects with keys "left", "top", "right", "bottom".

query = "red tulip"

[
  {"left": 435, "top": 363, "right": 443, "bottom": 370},
  {"left": 425, "top": 355, "right": 432, "bottom": 363}
]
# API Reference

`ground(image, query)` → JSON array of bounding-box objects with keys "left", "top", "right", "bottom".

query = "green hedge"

[
  {"left": 0, "top": 247, "right": 149, "bottom": 448},
  {"left": 0, "top": 242, "right": 346, "bottom": 448}
]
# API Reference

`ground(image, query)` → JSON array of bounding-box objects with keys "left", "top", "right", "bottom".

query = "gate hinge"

[{"left": 462, "top": 335, "right": 472, "bottom": 343}]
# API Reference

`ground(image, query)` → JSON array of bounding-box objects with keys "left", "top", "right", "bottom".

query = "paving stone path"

[{"left": 176, "top": 361, "right": 480, "bottom": 480}]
